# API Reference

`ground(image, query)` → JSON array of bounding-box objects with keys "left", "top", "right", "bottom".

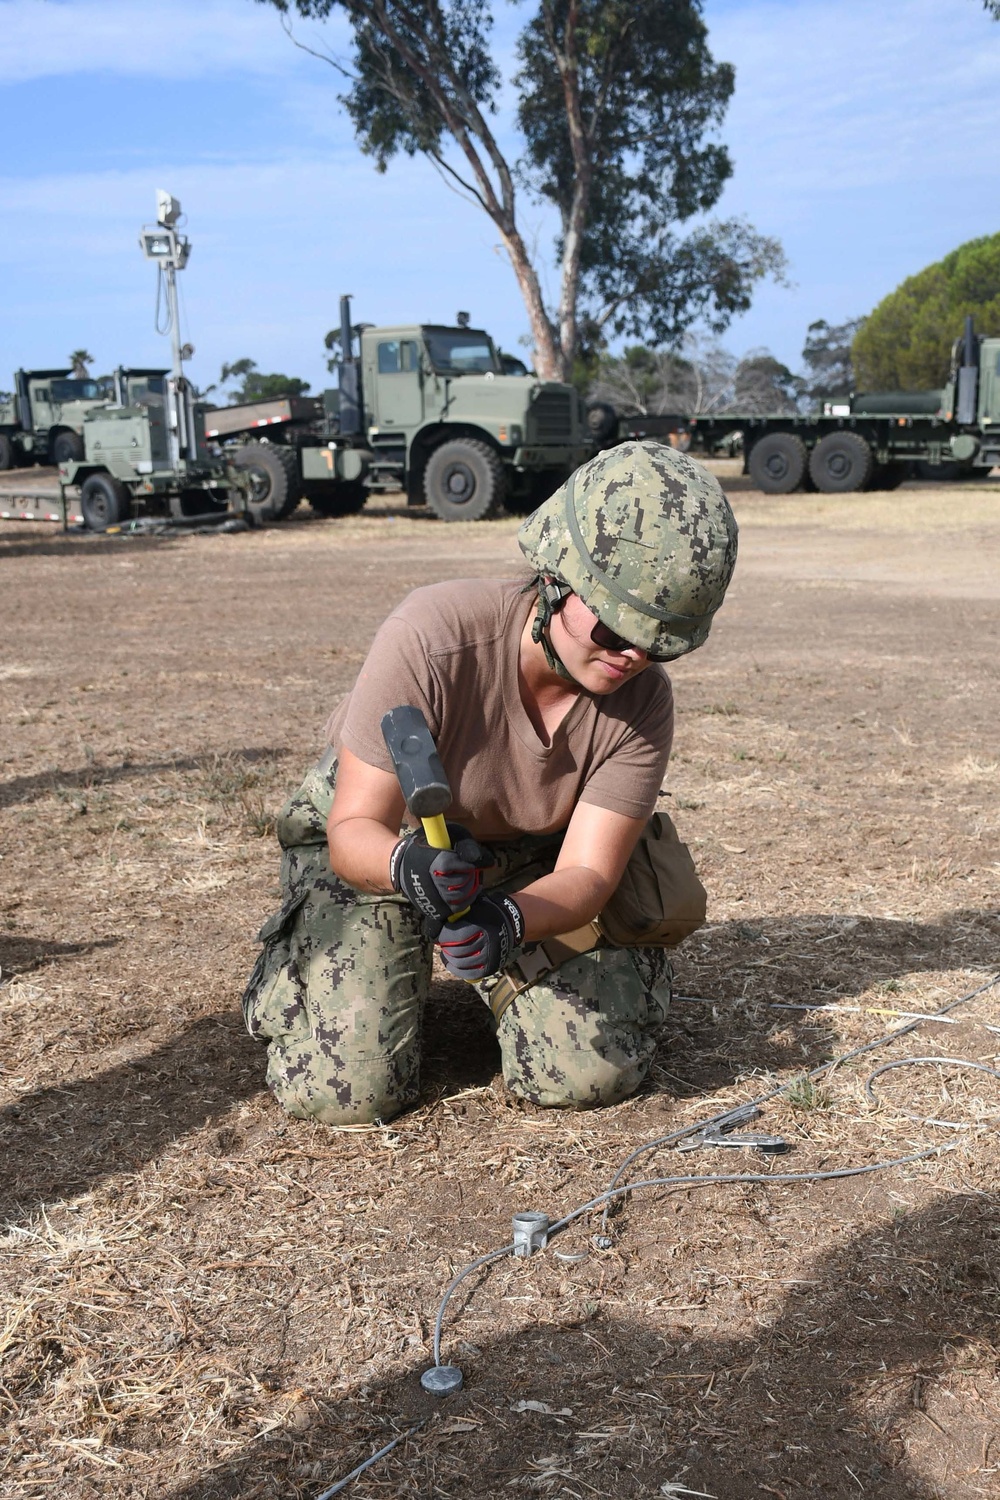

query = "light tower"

[{"left": 139, "top": 191, "right": 195, "bottom": 467}]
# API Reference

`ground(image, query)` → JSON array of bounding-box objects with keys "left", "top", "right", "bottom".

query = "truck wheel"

[
  {"left": 808, "top": 432, "right": 873, "bottom": 493},
  {"left": 747, "top": 432, "right": 808, "bottom": 493},
  {"left": 231, "top": 442, "right": 300, "bottom": 523},
  {"left": 304, "top": 481, "right": 367, "bottom": 518},
  {"left": 0, "top": 434, "right": 13, "bottom": 471},
  {"left": 585, "top": 400, "right": 619, "bottom": 445},
  {"left": 80, "top": 473, "right": 131, "bottom": 531},
  {"left": 423, "top": 438, "right": 505, "bottom": 521},
  {"left": 51, "top": 430, "right": 84, "bottom": 465}
]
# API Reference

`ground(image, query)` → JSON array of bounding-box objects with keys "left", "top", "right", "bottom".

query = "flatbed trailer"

[
  {"left": 681, "top": 318, "right": 1000, "bottom": 494},
  {"left": 0, "top": 486, "right": 81, "bottom": 527}
]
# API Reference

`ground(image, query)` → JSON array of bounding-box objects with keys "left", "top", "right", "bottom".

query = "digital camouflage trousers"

[{"left": 241, "top": 752, "right": 675, "bottom": 1126}]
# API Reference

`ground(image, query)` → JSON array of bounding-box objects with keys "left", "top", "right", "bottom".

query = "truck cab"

[{"left": 347, "top": 318, "right": 588, "bottom": 520}]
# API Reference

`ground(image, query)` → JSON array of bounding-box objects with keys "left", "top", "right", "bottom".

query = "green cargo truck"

[
  {"left": 680, "top": 318, "right": 1000, "bottom": 494},
  {"left": 0, "top": 367, "right": 169, "bottom": 472},
  {"left": 209, "top": 298, "right": 591, "bottom": 523}
]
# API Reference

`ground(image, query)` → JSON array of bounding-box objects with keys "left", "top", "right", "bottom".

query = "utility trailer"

[{"left": 682, "top": 318, "right": 1000, "bottom": 494}]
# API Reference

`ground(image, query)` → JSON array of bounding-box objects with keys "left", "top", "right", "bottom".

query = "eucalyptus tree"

[{"left": 258, "top": 0, "right": 784, "bottom": 380}]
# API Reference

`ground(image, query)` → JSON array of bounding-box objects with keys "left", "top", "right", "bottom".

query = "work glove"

[
  {"left": 389, "top": 824, "right": 494, "bottom": 926},
  {"left": 436, "top": 892, "right": 526, "bottom": 981}
]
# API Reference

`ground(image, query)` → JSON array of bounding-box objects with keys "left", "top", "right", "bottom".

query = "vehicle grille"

[{"left": 528, "top": 388, "right": 575, "bottom": 443}]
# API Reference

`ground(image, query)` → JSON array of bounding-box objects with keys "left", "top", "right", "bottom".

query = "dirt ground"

[{"left": 2, "top": 463, "right": 999, "bottom": 1499}]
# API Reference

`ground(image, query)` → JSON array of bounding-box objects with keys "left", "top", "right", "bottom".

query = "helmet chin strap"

[{"left": 525, "top": 575, "right": 578, "bottom": 684}]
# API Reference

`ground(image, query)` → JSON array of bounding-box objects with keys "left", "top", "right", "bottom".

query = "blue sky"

[{"left": 1, "top": 0, "right": 999, "bottom": 393}]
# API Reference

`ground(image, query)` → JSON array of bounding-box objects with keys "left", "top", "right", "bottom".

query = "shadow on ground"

[
  {"left": 0, "top": 747, "right": 291, "bottom": 811},
  {"left": 0, "top": 1013, "right": 264, "bottom": 1226},
  {"left": 160, "top": 1191, "right": 1000, "bottom": 1498},
  {"left": 0, "top": 931, "right": 121, "bottom": 979}
]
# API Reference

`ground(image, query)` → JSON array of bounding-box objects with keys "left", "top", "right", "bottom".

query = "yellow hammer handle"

[
  {"left": 421, "top": 813, "right": 451, "bottom": 850},
  {"left": 420, "top": 814, "right": 471, "bottom": 925}
]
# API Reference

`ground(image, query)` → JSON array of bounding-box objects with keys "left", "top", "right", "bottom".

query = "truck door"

[
  {"left": 373, "top": 338, "right": 422, "bottom": 428},
  {"left": 29, "top": 382, "right": 53, "bottom": 437}
]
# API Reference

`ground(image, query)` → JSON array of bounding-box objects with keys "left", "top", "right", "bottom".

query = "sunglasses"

[{"left": 588, "top": 615, "right": 675, "bottom": 663}]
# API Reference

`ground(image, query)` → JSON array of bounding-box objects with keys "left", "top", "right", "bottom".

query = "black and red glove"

[
  {"left": 389, "top": 824, "right": 493, "bottom": 926},
  {"left": 436, "top": 892, "right": 526, "bottom": 980}
]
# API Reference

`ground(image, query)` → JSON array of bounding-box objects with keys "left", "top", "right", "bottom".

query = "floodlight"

[{"left": 141, "top": 229, "right": 174, "bottom": 259}]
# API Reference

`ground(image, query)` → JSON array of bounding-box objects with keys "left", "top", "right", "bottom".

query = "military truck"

[
  {"left": 681, "top": 318, "right": 1000, "bottom": 494},
  {"left": 206, "top": 298, "right": 591, "bottom": 523},
  {"left": 58, "top": 377, "right": 246, "bottom": 530},
  {"left": 0, "top": 366, "right": 169, "bottom": 472}
]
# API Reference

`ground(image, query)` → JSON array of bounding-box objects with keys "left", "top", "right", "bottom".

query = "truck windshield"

[
  {"left": 424, "top": 330, "right": 500, "bottom": 375},
  {"left": 50, "top": 379, "right": 104, "bottom": 401}
]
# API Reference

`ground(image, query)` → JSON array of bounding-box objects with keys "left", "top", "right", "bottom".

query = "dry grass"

[{"left": 1, "top": 482, "right": 999, "bottom": 1497}]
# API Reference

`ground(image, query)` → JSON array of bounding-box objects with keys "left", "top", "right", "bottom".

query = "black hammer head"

[{"left": 380, "top": 705, "right": 452, "bottom": 819}]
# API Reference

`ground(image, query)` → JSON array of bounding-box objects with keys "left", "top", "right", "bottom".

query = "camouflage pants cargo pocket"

[
  {"left": 481, "top": 944, "right": 673, "bottom": 1110},
  {"left": 242, "top": 864, "right": 434, "bottom": 1127}
]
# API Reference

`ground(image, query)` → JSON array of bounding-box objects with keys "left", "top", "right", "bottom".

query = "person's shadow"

[{"left": 156, "top": 1190, "right": 999, "bottom": 1498}]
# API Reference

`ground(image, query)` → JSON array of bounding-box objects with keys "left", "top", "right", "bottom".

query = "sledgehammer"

[{"left": 380, "top": 704, "right": 453, "bottom": 851}]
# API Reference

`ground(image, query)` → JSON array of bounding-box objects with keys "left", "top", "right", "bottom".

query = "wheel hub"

[
  {"left": 247, "top": 466, "right": 272, "bottom": 503},
  {"left": 444, "top": 463, "right": 475, "bottom": 502}
]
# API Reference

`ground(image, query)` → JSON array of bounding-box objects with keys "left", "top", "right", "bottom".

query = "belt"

[{"left": 485, "top": 919, "right": 603, "bottom": 1024}]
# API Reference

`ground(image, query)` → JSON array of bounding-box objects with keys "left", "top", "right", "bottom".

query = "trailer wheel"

[
  {"left": 51, "top": 430, "right": 84, "bottom": 465},
  {"left": 231, "top": 442, "right": 301, "bottom": 522},
  {"left": 0, "top": 434, "right": 13, "bottom": 471},
  {"left": 80, "top": 473, "right": 131, "bottom": 531},
  {"left": 747, "top": 432, "right": 808, "bottom": 493},
  {"left": 423, "top": 438, "right": 505, "bottom": 521},
  {"left": 304, "top": 480, "right": 367, "bottom": 518},
  {"left": 809, "top": 431, "right": 873, "bottom": 493}
]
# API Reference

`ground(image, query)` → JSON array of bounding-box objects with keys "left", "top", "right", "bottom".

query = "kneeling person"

[{"left": 242, "top": 441, "right": 738, "bottom": 1125}]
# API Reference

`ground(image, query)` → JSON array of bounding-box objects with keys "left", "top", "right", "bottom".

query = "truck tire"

[
  {"left": 586, "top": 400, "right": 619, "bottom": 445},
  {"left": 231, "top": 442, "right": 300, "bottom": 523},
  {"left": 0, "top": 434, "right": 13, "bottom": 471},
  {"left": 80, "top": 473, "right": 131, "bottom": 531},
  {"left": 809, "top": 431, "right": 873, "bottom": 493},
  {"left": 747, "top": 432, "right": 808, "bottom": 493},
  {"left": 304, "top": 480, "right": 367, "bottom": 518},
  {"left": 51, "top": 430, "right": 84, "bottom": 465},
  {"left": 423, "top": 438, "right": 505, "bottom": 521}
]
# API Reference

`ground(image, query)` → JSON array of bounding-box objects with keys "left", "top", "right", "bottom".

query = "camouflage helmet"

[{"left": 518, "top": 440, "right": 738, "bottom": 661}]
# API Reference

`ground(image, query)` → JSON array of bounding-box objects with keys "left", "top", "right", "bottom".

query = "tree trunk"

[{"left": 499, "top": 224, "right": 564, "bottom": 380}]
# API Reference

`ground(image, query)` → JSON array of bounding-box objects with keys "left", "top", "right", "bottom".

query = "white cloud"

[{"left": 0, "top": 0, "right": 347, "bottom": 82}]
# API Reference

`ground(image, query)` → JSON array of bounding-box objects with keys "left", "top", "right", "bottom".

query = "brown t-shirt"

[{"left": 325, "top": 579, "right": 674, "bottom": 840}]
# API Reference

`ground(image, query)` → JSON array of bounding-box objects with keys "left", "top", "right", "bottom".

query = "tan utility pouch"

[
  {"left": 486, "top": 812, "right": 706, "bottom": 1024},
  {"left": 596, "top": 809, "right": 707, "bottom": 949},
  {"left": 486, "top": 920, "right": 603, "bottom": 1024}
]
